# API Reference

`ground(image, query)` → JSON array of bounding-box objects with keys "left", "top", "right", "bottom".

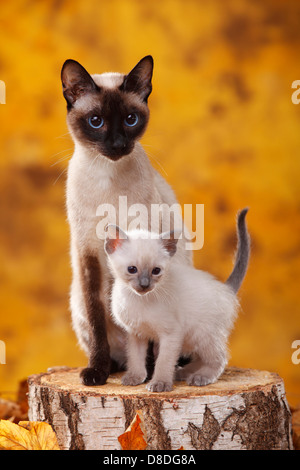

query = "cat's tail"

[{"left": 225, "top": 208, "right": 250, "bottom": 294}]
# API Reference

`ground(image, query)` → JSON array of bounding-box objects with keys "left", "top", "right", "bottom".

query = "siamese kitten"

[
  {"left": 105, "top": 209, "right": 250, "bottom": 392},
  {"left": 61, "top": 56, "right": 192, "bottom": 386}
]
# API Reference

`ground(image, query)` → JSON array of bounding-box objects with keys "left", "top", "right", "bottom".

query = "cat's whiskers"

[
  {"left": 143, "top": 147, "right": 168, "bottom": 177},
  {"left": 50, "top": 147, "right": 74, "bottom": 160},
  {"left": 153, "top": 283, "right": 173, "bottom": 306},
  {"left": 51, "top": 153, "right": 73, "bottom": 167},
  {"left": 87, "top": 153, "right": 99, "bottom": 174},
  {"left": 55, "top": 131, "right": 72, "bottom": 139},
  {"left": 53, "top": 168, "right": 68, "bottom": 185},
  {"left": 50, "top": 149, "right": 73, "bottom": 185}
]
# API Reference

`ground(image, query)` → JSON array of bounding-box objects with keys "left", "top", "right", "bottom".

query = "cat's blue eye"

[
  {"left": 88, "top": 115, "right": 104, "bottom": 129},
  {"left": 124, "top": 113, "right": 139, "bottom": 127},
  {"left": 128, "top": 266, "right": 138, "bottom": 274},
  {"left": 152, "top": 267, "right": 161, "bottom": 275}
]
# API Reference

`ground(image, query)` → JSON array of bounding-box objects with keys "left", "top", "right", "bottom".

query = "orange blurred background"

[{"left": 0, "top": 0, "right": 299, "bottom": 407}]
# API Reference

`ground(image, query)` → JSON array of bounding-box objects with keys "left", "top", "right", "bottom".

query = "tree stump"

[{"left": 28, "top": 367, "right": 293, "bottom": 450}]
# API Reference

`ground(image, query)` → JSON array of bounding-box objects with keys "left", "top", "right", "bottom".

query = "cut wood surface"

[{"left": 28, "top": 367, "right": 293, "bottom": 450}]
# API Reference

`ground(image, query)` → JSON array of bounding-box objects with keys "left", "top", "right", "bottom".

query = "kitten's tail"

[{"left": 225, "top": 208, "right": 250, "bottom": 294}]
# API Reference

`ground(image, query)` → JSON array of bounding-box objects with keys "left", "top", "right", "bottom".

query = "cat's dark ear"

[
  {"left": 160, "top": 230, "right": 180, "bottom": 257},
  {"left": 122, "top": 55, "right": 153, "bottom": 101},
  {"left": 104, "top": 225, "right": 128, "bottom": 255},
  {"left": 61, "top": 59, "right": 97, "bottom": 108}
]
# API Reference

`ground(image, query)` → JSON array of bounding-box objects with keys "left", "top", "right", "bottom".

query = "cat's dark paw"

[
  {"left": 80, "top": 367, "right": 109, "bottom": 386},
  {"left": 146, "top": 380, "right": 173, "bottom": 392}
]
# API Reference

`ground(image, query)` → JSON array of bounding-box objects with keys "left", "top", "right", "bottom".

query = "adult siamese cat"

[
  {"left": 61, "top": 56, "right": 192, "bottom": 385},
  {"left": 105, "top": 209, "right": 250, "bottom": 392}
]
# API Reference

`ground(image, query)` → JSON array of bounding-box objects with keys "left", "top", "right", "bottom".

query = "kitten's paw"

[
  {"left": 122, "top": 372, "right": 146, "bottom": 386},
  {"left": 146, "top": 380, "right": 173, "bottom": 392},
  {"left": 187, "top": 374, "right": 216, "bottom": 387},
  {"left": 80, "top": 367, "right": 109, "bottom": 386}
]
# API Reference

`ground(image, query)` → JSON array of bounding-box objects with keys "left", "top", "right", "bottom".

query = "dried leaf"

[
  {"left": 0, "top": 419, "right": 60, "bottom": 450},
  {"left": 118, "top": 410, "right": 147, "bottom": 450}
]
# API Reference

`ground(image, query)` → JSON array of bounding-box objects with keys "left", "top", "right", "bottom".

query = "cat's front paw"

[
  {"left": 80, "top": 367, "right": 109, "bottom": 386},
  {"left": 187, "top": 374, "right": 216, "bottom": 387},
  {"left": 122, "top": 372, "right": 146, "bottom": 386},
  {"left": 146, "top": 380, "right": 173, "bottom": 392}
]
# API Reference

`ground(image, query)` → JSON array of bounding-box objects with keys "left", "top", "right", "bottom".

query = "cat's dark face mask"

[{"left": 61, "top": 56, "right": 153, "bottom": 161}]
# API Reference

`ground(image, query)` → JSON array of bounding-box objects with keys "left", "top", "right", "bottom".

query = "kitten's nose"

[{"left": 139, "top": 276, "right": 150, "bottom": 289}]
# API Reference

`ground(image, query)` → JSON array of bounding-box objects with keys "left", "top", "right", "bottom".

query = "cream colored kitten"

[{"left": 105, "top": 209, "right": 250, "bottom": 392}]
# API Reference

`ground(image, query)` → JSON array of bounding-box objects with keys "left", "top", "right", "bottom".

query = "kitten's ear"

[
  {"left": 122, "top": 55, "right": 153, "bottom": 101},
  {"left": 160, "top": 230, "right": 180, "bottom": 257},
  {"left": 104, "top": 225, "right": 128, "bottom": 255},
  {"left": 61, "top": 59, "right": 97, "bottom": 108}
]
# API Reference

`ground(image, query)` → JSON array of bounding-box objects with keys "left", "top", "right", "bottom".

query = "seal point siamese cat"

[
  {"left": 104, "top": 209, "right": 250, "bottom": 392},
  {"left": 61, "top": 56, "right": 192, "bottom": 385}
]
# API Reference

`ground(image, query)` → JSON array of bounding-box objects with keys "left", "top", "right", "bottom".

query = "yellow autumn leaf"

[{"left": 0, "top": 419, "right": 60, "bottom": 450}]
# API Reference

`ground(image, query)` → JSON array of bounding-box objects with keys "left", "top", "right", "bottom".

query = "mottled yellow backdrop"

[{"left": 0, "top": 0, "right": 299, "bottom": 406}]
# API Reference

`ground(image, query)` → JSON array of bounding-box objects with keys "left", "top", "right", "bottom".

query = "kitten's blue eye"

[
  {"left": 88, "top": 115, "right": 104, "bottom": 128},
  {"left": 128, "top": 266, "right": 138, "bottom": 274},
  {"left": 152, "top": 267, "right": 161, "bottom": 275},
  {"left": 124, "top": 113, "right": 139, "bottom": 127}
]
